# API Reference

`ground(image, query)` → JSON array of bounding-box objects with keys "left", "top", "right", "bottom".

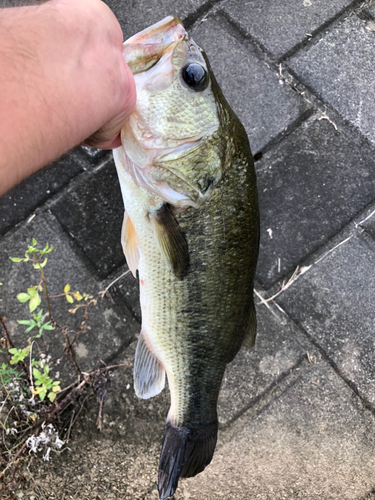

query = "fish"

[{"left": 113, "top": 16, "right": 259, "bottom": 499}]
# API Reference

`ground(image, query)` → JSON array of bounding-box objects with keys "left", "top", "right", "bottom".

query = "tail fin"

[{"left": 158, "top": 421, "right": 218, "bottom": 499}]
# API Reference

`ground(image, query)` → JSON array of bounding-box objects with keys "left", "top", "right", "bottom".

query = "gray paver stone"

[
  {"left": 51, "top": 158, "right": 125, "bottom": 279},
  {"left": 290, "top": 15, "right": 375, "bottom": 146},
  {"left": 223, "top": 0, "right": 353, "bottom": 59},
  {"left": 175, "top": 364, "right": 375, "bottom": 499},
  {"left": 105, "top": 0, "right": 206, "bottom": 39},
  {"left": 218, "top": 300, "right": 304, "bottom": 426},
  {"left": 0, "top": 149, "right": 90, "bottom": 236},
  {"left": 106, "top": 265, "right": 142, "bottom": 322},
  {"left": 0, "top": 212, "right": 139, "bottom": 382},
  {"left": 255, "top": 118, "right": 375, "bottom": 288},
  {"left": 278, "top": 234, "right": 375, "bottom": 408},
  {"left": 191, "top": 14, "right": 309, "bottom": 155}
]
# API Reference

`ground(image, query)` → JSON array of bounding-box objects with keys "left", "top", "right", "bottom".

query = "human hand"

[
  {"left": 0, "top": 0, "right": 136, "bottom": 194},
  {"left": 54, "top": 0, "right": 136, "bottom": 150}
]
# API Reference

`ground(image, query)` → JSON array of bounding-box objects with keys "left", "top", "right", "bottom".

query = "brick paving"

[{"left": 1, "top": 0, "right": 375, "bottom": 498}]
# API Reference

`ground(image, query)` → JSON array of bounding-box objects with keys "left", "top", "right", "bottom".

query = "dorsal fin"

[
  {"left": 148, "top": 204, "right": 189, "bottom": 280},
  {"left": 134, "top": 329, "right": 165, "bottom": 399},
  {"left": 121, "top": 211, "right": 139, "bottom": 278}
]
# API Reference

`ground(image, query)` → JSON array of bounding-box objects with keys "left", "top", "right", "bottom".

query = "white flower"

[{"left": 26, "top": 424, "right": 65, "bottom": 457}]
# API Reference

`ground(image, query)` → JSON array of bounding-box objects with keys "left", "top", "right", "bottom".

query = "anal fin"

[
  {"left": 121, "top": 211, "right": 139, "bottom": 278},
  {"left": 134, "top": 329, "right": 165, "bottom": 399},
  {"left": 149, "top": 204, "right": 189, "bottom": 280}
]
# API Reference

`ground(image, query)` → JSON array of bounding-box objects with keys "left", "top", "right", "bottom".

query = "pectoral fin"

[
  {"left": 121, "top": 211, "right": 139, "bottom": 278},
  {"left": 149, "top": 204, "right": 189, "bottom": 280},
  {"left": 134, "top": 329, "right": 165, "bottom": 399}
]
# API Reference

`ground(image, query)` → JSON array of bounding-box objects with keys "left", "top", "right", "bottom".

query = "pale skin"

[{"left": 0, "top": 0, "right": 136, "bottom": 196}]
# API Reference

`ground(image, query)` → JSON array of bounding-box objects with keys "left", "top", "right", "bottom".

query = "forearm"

[{"left": 0, "top": 0, "right": 135, "bottom": 195}]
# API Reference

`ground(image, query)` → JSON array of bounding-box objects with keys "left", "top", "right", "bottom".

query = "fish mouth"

[
  {"left": 123, "top": 16, "right": 187, "bottom": 75},
  {"left": 125, "top": 16, "right": 185, "bottom": 45}
]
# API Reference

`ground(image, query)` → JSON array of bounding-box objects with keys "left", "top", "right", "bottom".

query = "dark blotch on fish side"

[{"left": 158, "top": 421, "right": 218, "bottom": 499}]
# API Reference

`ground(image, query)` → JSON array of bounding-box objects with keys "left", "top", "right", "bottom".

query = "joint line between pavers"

[
  {"left": 219, "top": 356, "right": 306, "bottom": 431},
  {"left": 276, "top": 310, "right": 375, "bottom": 415},
  {"left": 253, "top": 108, "right": 315, "bottom": 162},
  {"left": 279, "top": 0, "right": 368, "bottom": 62},
  {"left": 219, "top": 8, "right": 277, "bottom": 64},
  {"left": 183, "top": 0, "right": 226, "bottom": 31}
]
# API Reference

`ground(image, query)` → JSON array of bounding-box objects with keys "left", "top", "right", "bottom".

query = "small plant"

[
  {"left": 17, "top": 308, "right": 55, "bottom": 338},
  {"left": 0, "top": 363, "right": 22, "bottom": 386},
  {"left": 0, "top": 238, "right": 129, "bottom": 491},
  {"left": 32, "top": 365, "right": 61, "bottom": 403},
  {"left": 8, "top": 346, "right": 30, "bottom": 365}
]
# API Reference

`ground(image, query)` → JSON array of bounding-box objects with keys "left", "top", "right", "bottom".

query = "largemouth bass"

[{"left": 113, "top": 16, "right": 259, "bottom": 499}]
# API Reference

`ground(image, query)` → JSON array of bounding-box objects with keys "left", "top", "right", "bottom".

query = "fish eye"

[{"left": 181, "top": 63, "right": 208, "bottom": 91}]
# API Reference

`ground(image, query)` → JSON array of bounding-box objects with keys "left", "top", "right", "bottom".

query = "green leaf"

[
  {"left": 73, "top": 291, "right": 83, "bottom": 301},
  {"left": 32, "top": 238, "right": 37, "bottom": 246},
  {"left": 33, "top": 368, "right": 42, "bottom": 379},
  {"left": 33, "top": 258, "right": 48, "bottom": 270},
  {"left": 9, "top": 346, "right": 30, "bottom": 365},
  {"left": 38, "top": 389, "right": 46, "bottom": 402},
  {"left": 66, "top": 295, "right": 74, "bottom": 304},
  {"left": 25, "top": 323, "right": 37, "bottom": 333},
  {"left": 42, "top": 324, "right": 55, "bottom": 331},
  {"left": 39, "top": 257, "right": 47, "bottom": 268},
  {"left": 48, "top": 392, "right": 57, "bottom": 403},
  {"left": 35, "top": 309, "right": 43, "bottom": 319},
  {"left": 44, "top": 365, "right": 49, "bottom": 375},
  {"left": 17, "top": 293, "right": 31, "bottom": 303},
  {"left": 27, "top": 287, "right": 37, "bottom": 297},
  {"left": 9, "top": 257, "right": 23, "bottom": 263},
  {"left": 64, "top": 284, "right": 71, "bottom": 294},
  {"left": 17, "top": 319, "right": 32, "bottom": 325},
  {"left": 29, "top": 292, "right": 41, "bottom": 312}
]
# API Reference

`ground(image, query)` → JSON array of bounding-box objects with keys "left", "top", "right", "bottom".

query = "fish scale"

[{"left": 113, "top": 15, "right": 259, "bottom": 499}]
